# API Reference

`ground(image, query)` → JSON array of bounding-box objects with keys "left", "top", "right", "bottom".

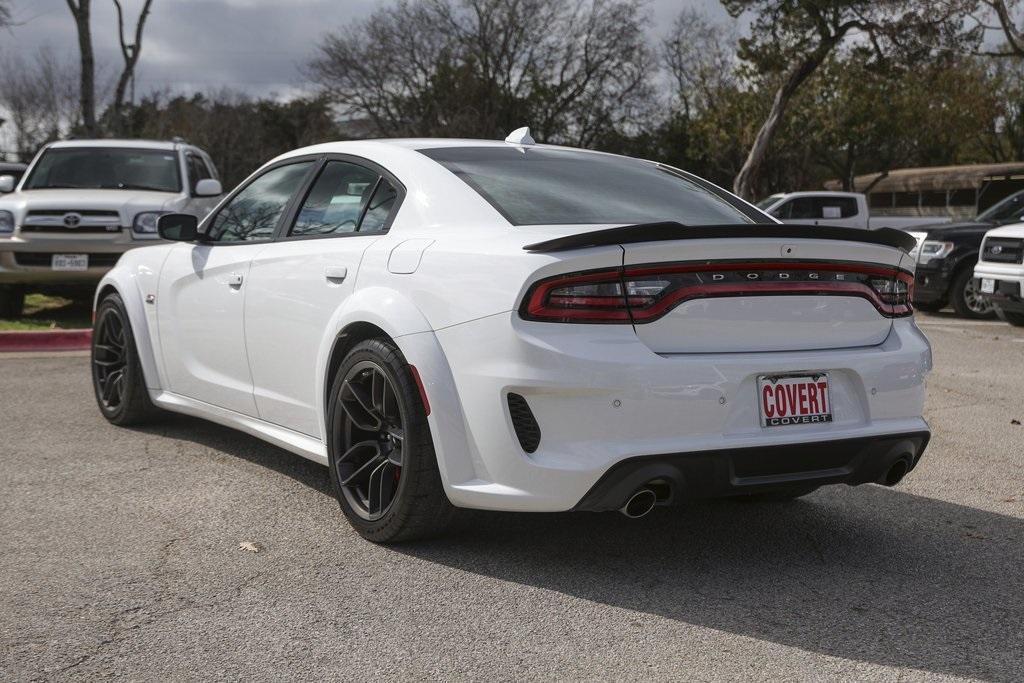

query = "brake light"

[{"left": 520, "top": 261, "right": 915, "bottom": 323}]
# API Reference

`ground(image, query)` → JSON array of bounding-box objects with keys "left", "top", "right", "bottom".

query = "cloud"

[{"left": 3, "top": 0, "right": 729, "bottom": 98}]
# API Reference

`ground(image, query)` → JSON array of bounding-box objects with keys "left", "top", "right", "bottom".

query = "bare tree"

[
  {"left": 111, "top": 0, "right": 155, "bottom": 134},
  {"left": 65, "top": 0, "right": 97, "bottom": 136},
  {"left": 308, "top": 0, "right": 654, "bottom": 145},
  {"left": 0, "top": 48, "right": 80, "bottom": 159},
  {"left": 662, "top": 10, "right": 737, "bottom": 118}
]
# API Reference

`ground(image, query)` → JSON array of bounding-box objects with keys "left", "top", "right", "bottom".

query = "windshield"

[
  {"left": 977, "top": 189, "right": 1024, "bottom": 223},
  {"left": 23, "top": 147, "right": 181, "bottom": 193},
  {"left": 419, "top": 146, "right": 764, "bottom": 226}
]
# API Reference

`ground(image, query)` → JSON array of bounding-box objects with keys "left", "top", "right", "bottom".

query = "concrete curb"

[{"left": 0, "top": 329, "right": 92, "bottom": 353}]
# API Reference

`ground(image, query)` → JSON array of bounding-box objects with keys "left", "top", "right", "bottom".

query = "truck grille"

[
  {"left": 982, "top": 237, "right": 1024, "bottom": 264},
  {"left": 13, "top": 252, "right": 120, "bottom": 267},
  {"left": 22, "top": 209, "right": 121, "bottom": 234}
]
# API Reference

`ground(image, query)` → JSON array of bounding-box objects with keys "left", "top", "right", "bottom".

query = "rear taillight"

[{"left": 520, "top": 261, "right": 915, "bottom": 324}]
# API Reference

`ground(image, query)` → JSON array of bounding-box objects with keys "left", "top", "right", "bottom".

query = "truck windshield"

[
  {"left": 977, "top": 190, "right": 1024, "bottom": 223},
  {"left": 23, "top": 147, "right": 181, "bottom": 193},
  {"left": 419, "top": 146, "right": 764, "bottom": 226}
]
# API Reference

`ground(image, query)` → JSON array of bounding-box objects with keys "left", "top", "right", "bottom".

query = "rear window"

[{"left": 419, "top": 146, "right": 762, "bottom": 226}]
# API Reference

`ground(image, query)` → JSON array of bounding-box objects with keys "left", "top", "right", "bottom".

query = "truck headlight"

[
  {"left": 0, "top": 210, "right": 13, "bottom": 234},
  {"left": 917, "top": 240, "right": 954, "bottom": 264},
  {"left": 132, "top": 211, "right": 167, "bottom": 237}
]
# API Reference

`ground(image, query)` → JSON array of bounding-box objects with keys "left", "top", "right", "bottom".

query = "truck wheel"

[
  {"left": 0, "top": 286, "right": 25, "bottom": 318},
  {"left": 995, "top": 306, "right": 1024, "bottom": 327},
  {"left": 950, "top": 268, "right": 994, "bottom": 319}
]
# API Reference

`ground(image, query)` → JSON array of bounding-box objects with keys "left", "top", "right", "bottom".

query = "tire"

[
  {"left": 91, "top": 293, "right": 160, "bottom": 426},
  {"left": 950, "top": 267, "right": 995, "bottom": 319},
  {"left": 326, "top": 338, "right": 454, "bottom": 543},
  {"left": 0, "top": 286, "right": 25, "bottom": 318},
  {"left": 737, "top": 485, "right": 820, "bottom": 502},
  {"left": 995, "top": 306, "right": 1024, "bottom": 327},
  {"left": 912, "top": 299, "right": 945, "bottom": 313}
]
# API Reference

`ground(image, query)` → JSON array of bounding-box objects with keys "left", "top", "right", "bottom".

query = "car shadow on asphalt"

[
  {"left": 396, "top": 491, "right": 1022, "bottom": 681},
  {"left": 131, "top": 413, "right": 333, "bottom": 495},
  {"left": 134, "top": 414, "right": 1021, "bottom": 681}
]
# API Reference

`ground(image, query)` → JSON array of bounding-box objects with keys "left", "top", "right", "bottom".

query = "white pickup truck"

[{"left": 756, "top": 191, "right": 951, "bottom": 231}]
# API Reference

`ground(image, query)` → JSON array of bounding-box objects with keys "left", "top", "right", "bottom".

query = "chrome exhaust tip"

[{"left": 619, "top": 488, "right": 657, "bottom": 518}]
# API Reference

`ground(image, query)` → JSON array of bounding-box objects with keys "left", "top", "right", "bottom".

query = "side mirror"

[
  {"left": 194, "top": 178, "right": 222, "bottom": 197},
  {"left": 158, "top": 213, "right": 200, "bottom": 241},
  {"left": 0, "top": 176, "right": 15, "bottom": 193}
]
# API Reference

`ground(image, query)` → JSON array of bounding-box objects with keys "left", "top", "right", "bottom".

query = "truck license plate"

[
  {"left": 51, "top": 254, "right": 88, "bottom": 271},
  {"left": 981, "top": 278, "right": 996, "bottom": 294}
]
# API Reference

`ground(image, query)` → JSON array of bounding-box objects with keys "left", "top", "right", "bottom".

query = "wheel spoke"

[
  {"left": 367, "top": 459, "right": 395, "bottom": 516},
  {"left": 340, "top": 377, "right": 382, "bottom": 431},
  {"left": 339, "top": 445, "right": 386, "bottom": 487}
]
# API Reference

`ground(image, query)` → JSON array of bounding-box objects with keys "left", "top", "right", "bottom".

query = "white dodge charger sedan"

[{"left": 91, "top": 131, "right": 932, "bottom": 542}]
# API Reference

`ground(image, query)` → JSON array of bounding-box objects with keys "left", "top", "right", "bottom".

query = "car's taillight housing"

[{"left": 520, "top": 260, "right": 914, "bottom": 324}]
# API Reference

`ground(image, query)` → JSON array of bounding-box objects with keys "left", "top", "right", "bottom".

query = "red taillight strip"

[{"left": 520, "top": 261, "right": 914, "bottom": 324}]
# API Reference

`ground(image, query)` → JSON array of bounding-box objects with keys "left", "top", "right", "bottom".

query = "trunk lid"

[{"left": 524, "top": 223, "right": 915, "bottom": 355}]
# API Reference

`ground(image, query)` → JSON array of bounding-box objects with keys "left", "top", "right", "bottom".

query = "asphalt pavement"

[{"left": 1, "top": 311, "right": 1022, "bottom": 681}]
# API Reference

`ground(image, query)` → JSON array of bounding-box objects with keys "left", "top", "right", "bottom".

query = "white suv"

[
  {"left": 974, "top": 223, "right": 1024, "bottom": 326},
  {"left": 0, "top": 139, "right": 223, "bottom": 316}
]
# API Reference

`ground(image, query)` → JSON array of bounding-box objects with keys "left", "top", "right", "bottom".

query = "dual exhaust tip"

[{"left": 619, "top": 455, "right": 914, "bottom": 518}]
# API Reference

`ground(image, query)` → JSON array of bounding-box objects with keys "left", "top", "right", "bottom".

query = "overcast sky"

[{"left": 1, "top": 0, "right": 730, "bottom": 100}]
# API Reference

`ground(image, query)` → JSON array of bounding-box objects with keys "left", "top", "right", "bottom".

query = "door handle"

[
  {"left": 324, "top": 266, "right": 348, "bottom": 283},
  {"left": 227, "top": 272, "right": 243, "bottom": 287}
]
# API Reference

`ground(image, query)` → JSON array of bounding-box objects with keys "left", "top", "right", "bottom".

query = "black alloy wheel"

[
  {"left": 327, "top": 338, "right": 454, "bottom": 542},
  {"left": 334, "top": 360, "right": 406, "bottom": 520},
  {"left": 91, "top": 294, "right": 159, "bottom": 425}
]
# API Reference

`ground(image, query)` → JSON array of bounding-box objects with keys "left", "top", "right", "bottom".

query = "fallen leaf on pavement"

[
  {"left": 1012, "top": 419, "right": 1021, "bottom": 426},
  {"left": 239, "top": 541, "right": 263, "bottom": 553}
]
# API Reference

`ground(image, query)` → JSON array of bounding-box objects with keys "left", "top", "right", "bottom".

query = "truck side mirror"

[
  {"left": 158, "top": 213, "right": 200, "bottom": 241},
  {"left": 194, "top": 179, "right": 223, "bottom": 197},
  {"left": 0, "top": 176, "right": 15, "bottom": 193}
]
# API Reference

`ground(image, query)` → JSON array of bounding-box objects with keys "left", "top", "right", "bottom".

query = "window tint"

[
  {"left": 359, "top": 179, "right": 398, "bottom": 232},
  {"left": 207, "top": 162, "right": 313, "bottom": 242},
  {"left": 419, "top": 146, "right": 759, "bottom": 226},
  {"left": 186, "top": 154, "right": 213, "bottom": 193},
  {"left": 291, "top": 161, "right": 379, "bottom": 237}
]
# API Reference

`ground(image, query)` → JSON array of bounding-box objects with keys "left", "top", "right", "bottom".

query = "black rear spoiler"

[{"left": 523, "top": 222, "right": 917, "bottom": 253}]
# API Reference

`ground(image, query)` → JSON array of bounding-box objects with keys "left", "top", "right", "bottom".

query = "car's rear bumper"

[
  {"left": 573, "top": 431, "right": 930, "bottom": 511},
  {"left": 413, "top": 314, "right": 932, "bottom": 512}
]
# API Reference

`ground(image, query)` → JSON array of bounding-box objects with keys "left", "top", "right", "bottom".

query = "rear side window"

[
  {"left": 291, "top": 161, "right": 379, "bottom": 237},
  {"left": 359, "top": 179, "right": 398, "bottom": 232},
  {"left": 419, "top": 146, "right": 761, "bottom": 226},
  {"left": 774, "top": 197, "right": 858, "bottom": 220}
]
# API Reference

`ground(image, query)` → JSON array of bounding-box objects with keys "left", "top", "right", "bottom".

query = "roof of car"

[{"left": 46, "top": 139, "right": 182, "bottom": 151}]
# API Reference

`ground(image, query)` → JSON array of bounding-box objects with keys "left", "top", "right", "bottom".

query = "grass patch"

[{"left": 0, "top": 292, "right": 92, "bottom": 330}]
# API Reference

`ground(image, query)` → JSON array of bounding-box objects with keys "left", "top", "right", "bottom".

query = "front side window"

[
  {"left": 978, "top": 190, "right": 1024, "bottom": 223},
  {"left": 419, "top": 146, "right": 761, "bottom": 226},
  {"left": 24, "top": 147, "right": 182, "bottom": 193},
  {"left": 207, "top": 161, "right": 313, "bottom": 242},
  {"left": 290, "top": 161, "right": 379, "bottom": 237}
]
